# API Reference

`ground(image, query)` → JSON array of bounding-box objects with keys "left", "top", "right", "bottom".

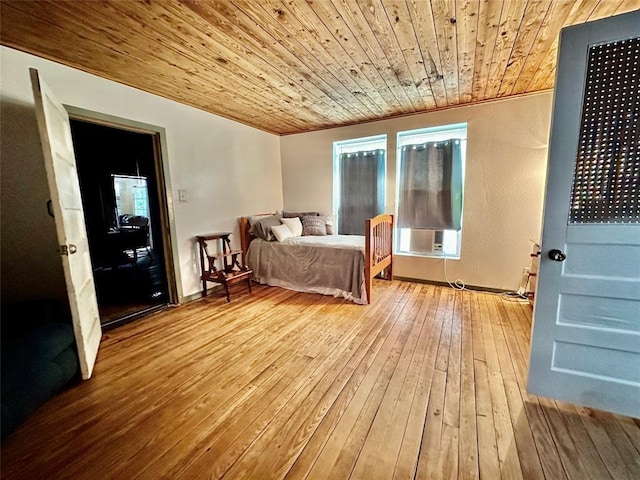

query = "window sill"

[{"left": 394, "top": 251, "right": 461, "bottom": 261}]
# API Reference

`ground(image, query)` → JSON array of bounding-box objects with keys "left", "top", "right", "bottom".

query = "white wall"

[
  {"left": 0, "top": 46, "right": 283, "bottom": 302},
  {"left": 281, "top": 93, "right": 553, "bottom": 291},
  {"left": 0, "top": 45, "right": 551, "bottom": 300}
]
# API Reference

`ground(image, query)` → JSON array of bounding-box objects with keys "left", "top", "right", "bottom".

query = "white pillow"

[
  {"left": 281, "top": 216, "right": 303, "bottom": 237},
  {"left": 324, "top": 214, "right": 336, "bottom": 235},
  {"left": 271, "top": 223, "right": 293, "bottom": 242}
]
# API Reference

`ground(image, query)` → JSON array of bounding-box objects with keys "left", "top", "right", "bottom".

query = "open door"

[
  {"left": 528, "top": 12, "right": 639, "bottom": 418},
  {"left": 30, "top": 68, "right": 102, "bottom": 379}
]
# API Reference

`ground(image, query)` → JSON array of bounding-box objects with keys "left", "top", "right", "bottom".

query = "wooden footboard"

[{"left": 365, "top": 214, "right": 394, "bottom": 304}]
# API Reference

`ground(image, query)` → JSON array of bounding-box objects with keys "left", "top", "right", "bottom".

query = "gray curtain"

[
  {"left": 339, "top": 149, "right": 385, "bottom": 235},
  {"left": 397, "top": 140, "right": 462, "bottom": 230}
]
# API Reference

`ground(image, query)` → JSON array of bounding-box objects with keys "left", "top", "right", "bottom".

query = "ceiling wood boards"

[{"left": 1, "top": 1, "right": 638, "bottom": 135}]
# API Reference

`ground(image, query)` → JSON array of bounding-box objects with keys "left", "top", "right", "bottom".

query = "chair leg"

[
  {"left": 247, "top": 277, "right": 252, "bottom": 294},
  {"left": 224, "top": 283, "right": 231, "bottom": 302}
]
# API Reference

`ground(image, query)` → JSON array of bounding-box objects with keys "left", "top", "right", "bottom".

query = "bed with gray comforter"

[{"left": 246, "top": 235, "right": 367, "bottom": 304}]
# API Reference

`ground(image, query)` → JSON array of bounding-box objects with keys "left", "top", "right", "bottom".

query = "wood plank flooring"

[{"left": 2, "top": 281, "right": 639, "bottom": 479}]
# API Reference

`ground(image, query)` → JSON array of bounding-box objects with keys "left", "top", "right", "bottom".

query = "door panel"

[
  {"left": 55, "top": 158, "right": 83, "bottom": 208},
  {"left": 554, "top": 324, "right": 640, "bottom": 354},
  {"left": 528, "top": 12, "right": 640, "bottom": 418},
  {"left": 552, "top": 342, "right": 639, "bottom": 382},
  {"left": 559, "top": 295, "right": 639, "bottom": 331},
  {"left": 30, "top": 68, "right": 102, "bottom": 379}
]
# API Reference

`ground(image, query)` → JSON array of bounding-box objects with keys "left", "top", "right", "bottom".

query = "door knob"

[{"left": 548, "top": 249, "right": 566, "bottom": 262}]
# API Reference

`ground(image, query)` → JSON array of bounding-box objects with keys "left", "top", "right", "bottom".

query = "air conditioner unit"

[{"left": 410, "top": 229, "right": 435, "bottom": 253}]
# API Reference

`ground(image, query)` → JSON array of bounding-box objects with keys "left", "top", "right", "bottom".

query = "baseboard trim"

[
  {"left": 179, "top": 285, "right": 225, "bottom": 304},
  {"left": 393, "top": 276, "right": 506, "bottom": 294}
]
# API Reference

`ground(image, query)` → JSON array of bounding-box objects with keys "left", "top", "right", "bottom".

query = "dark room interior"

[{"left": 70, "top": 120, "right": 169, "bottom": 327}]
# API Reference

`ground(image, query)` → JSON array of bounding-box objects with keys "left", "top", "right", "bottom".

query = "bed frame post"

[
  {"left": 365, "top": 218, "right": 373, "bottom": 304},
  {"left": 238, "top": 217, "right": 251, "bottom": 264},
  {"left": 365, "top": 214, "right": 394, "bottom": 304},
  {"left": 387, "top": 216, "right": 393, "bottom": 281}
]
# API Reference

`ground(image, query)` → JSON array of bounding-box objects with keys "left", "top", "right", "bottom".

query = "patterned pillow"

[{"left": 302, "top": 215, "right": 327, "bottom": 236}]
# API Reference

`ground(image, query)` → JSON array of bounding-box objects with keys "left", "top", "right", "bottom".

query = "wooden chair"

[
  {"left": 196, "top": 232, "right": 252, "bottom": 302},
  {"left": 118, "top": 215, "right": 152, "bottom": 262}
]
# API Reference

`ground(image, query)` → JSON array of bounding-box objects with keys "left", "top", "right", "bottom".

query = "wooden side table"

[{"left": 196, "top": 232, "right": 252, "bottom": 302}]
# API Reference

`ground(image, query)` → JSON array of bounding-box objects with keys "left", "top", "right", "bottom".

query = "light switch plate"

[{"left": 178, "top": 189, "right": 187, "bottom": 202}]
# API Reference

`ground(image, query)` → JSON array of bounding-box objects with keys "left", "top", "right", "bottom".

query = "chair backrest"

[{"left": 119, "top": 214, "right": 149, "bottom": 228}]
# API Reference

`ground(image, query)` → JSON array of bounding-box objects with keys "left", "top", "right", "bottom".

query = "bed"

[{"left": 238, "top": 213, "right": 393, "bottom": 304}]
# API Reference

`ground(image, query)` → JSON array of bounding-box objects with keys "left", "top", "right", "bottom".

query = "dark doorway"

[{"left": 70, "top": 120, "right": 170, "bottom": 327}]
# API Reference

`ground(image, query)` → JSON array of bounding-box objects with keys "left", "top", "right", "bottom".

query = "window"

[
  {"left": 333, "top": 135, "right": 386, "bottom": 235},
  {"left": 113, "top": 174, "right": 150, "bottom": 221},
  {"left": 396, "top": 123, "right": 467, "bottom": 258}
]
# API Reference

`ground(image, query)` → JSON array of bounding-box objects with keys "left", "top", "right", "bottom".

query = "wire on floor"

[
  {"left": 498, "top": 291, "right": 530, "bottom": 302},
  {"left": 442, "top": 255, "right": 530, "bottom": 302},
  {"left": 443, "top": 256, "right": 466, "bottom": 291}
]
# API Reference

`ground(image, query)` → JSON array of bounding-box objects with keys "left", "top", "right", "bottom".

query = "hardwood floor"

[{"left": 2, "top": 281, "right": 639, "bottom": 479}]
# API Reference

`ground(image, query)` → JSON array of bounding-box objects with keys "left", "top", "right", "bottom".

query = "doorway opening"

[{"left": 69, "top": 119, "right": 174, "bottom": 328}]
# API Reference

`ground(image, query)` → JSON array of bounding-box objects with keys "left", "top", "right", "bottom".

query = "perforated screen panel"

[{"left": 569, "top": 37, "right": 639, "bottom": 224}]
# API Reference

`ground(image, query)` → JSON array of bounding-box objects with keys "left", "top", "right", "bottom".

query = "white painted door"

[
  {"left": 30, "top": 68, "right": 102, "bottom": 380},
  {"left": 528, "top": 12, "right": 640, "bottom": 418}
]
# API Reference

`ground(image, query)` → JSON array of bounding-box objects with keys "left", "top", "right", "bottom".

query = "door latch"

[{"left": 60, "top": 244, "right": 78, "bottom": 255}]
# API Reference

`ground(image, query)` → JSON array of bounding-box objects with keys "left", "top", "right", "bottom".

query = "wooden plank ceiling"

[{"left": 1, "top": 0, "right": 639, "bottom": 135}]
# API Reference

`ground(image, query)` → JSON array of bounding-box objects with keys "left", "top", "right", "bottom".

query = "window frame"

[
  {"left": 394, "top": 123, "right": 467, "bottom": 259},
  {"left": 333, "top": 134, "right": 387, "bottom": 234}
]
